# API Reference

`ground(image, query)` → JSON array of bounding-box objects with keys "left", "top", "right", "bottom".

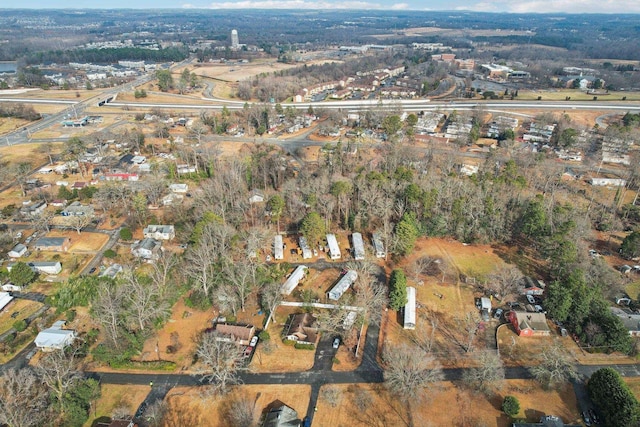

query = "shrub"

[
  {"left": 184, "top": 290, "right": 212, "bottom": 311},
  {"left": 119, "top": 228, "right": 133, "bottom": 241},
  {"left": 13, "top": 319, "right": 27, "bottom": 332},
  {"left": 282, "top": 339, "right": 296, "bottom": 346},
  {"left": 502, "top": 396, "right": 520, "bottom": 417},
  {"left": 258, "top": 330, "right": 270, "bottom": 341},
  {"left": 103, "top": 249, "right": 116, "bottom": 259},
  {"left": 66, "top": 309, "right": 76, "bottom": 322},
  {"left": 294, "top": 342, "right": 315, "bottom": 350}
]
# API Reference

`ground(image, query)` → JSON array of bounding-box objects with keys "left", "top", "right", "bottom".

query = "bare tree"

[
  {"left": 382, "top": 343, "right": 444, "bottom": 402},
  {"left": 321, "top": 385, "right": 343, "bottom": 408},
  {"left": 92, "top": 282, "right": 126, "bottom": 348},
  {"left": 32, "top": 211, "right": 54, "bottom": 233},
  {"left": 529, "top": 342, "right": 578, "bottom": 390},
  {"left": 194, "top": 331, "right": 245, "bottom": 395},
  {"left": 67, "top": 213, "right": 94, "bottom": 234},
  {"left": 149, "top": 251, "right": 178, "bottom": 301},
  {"left": 36, "top": 349, "right": 82, "bottom": 416},
  {"left": 461, "top": 350, "right": 505, "bottom": 395},
  {"left": 460, "top": 311, "right": 481, "bottom": 353},
  {"left": 222, "top": 258, "right": 260, "bottom": 313},
  {"left": 260, "top": 281, "right": 283, "bottom": 327},
  {"left": 488, "top": 265, "right": 523, "bottom": 300},
  {"left": 142, "top": 399, "right": 168, "bottom": 427},
  {"left": 0, "top": 368, "right": 49, "bottom": 427},
  {"left": 121, "top": 269, "right": 170, "bottom": 332},
  {"left": 220, "top": 395, "right": 258, "bottom": 427}
]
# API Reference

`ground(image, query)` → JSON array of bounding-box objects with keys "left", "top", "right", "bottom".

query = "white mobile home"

[
  {"left": 352, "top": 232, "right": 365, "bottom": 260},
  {"left": 326, "top": 234, "right": 341, "bottom": 260},
  {"left": 274, "top": 235, "right": 284, "bottom": 260},
  {"left": 281, "top": 265, "right": 308, "bottom": 295},
  {"left": 404, "top": 287, "right": 416, "bottom": 330},
  {"left": 328, "top": 270, "right": 358, "bottom": 301},
  {"left": 299, "top": 236, "right": 312, "bottom": 259},
  {"left": 372, "top": 232, "right": 386, "bottom": 258}
]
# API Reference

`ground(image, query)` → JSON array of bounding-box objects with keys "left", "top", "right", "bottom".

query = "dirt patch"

[
  {"left": 191, "top": 60, "right": 298, "bottom": 83},
  {"left": 163, "top": 384, "right": 311, "bottom": 427},
  {"left": 138, "top": 297, "right": 214, "bottom": 369}
]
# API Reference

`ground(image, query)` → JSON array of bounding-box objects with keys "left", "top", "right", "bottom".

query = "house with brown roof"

[
  {"left": 507, "top": 311, "right": 551, "bottom": 337},
  {"left": 214, "top": 323, "right": 256, "bottom": 346},
  {"left": 284, "top": 313, "right": 319, "bottom": 345}
]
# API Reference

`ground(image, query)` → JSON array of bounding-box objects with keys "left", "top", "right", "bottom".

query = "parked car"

[
  {"left": 250, "top": 336, "right": 258, "bottom": 347},
  {"left": 243, "top": 346, "right": 253, "bottom": 358},
  {"left": 332, "top": 337, "right": 340, "bottom": 349},
  {"left": 89, "top": 267, "right": 97, "bottom": 274},
  {"left": 481, "top": 309, "right": 490, "bottom": 321},
  {"left": 582, "top": 411, "right": 592, "bottom": 426},
  {"left": 526, "top": 294, "right": 536, "bottom": 304},
  {"left": 494, "top": 308, "right": 504, "bottom": 319}
]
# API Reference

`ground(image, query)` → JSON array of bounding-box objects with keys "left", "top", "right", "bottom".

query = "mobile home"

[
  {"left": 404, "top": 287, "right": 416, "bottom": 330},
  {"left": 326, "top": 234, "right": 341, "bottom": 260},
  {"left": 328, "top": 270, "right": 358, "bottom": 300},
  {"left": 281, "top": 265, "right": 308, "bottom": 296},
  {"left": 299, "top": 236, "right": 312, "bottom": 259},
  {"left": 352, "top": 232, "right": 365, "bottom": 260},
  {"left": 372, "top": 232, "right": 386, "bottom": 258},
  {"left": 274, "top": 235, "right": 284, "bottom": 260}
]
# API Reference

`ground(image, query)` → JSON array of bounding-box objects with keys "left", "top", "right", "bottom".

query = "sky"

[{"left": 8, "top": 0, "right": 640, "bottom": 13}]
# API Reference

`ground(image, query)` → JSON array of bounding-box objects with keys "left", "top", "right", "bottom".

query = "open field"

[
  {"left": 516, "top": 89, "right": 640, "bottom": 101},
  {"left": 163, "top": 384, "right": 310, "bottom": 427},
  {"left": 0, "top": 142, "right": 55, "bottom": 167},
  {"left": 314, "top": 380, "right": 579, "bottom": 427},
  {"left": 83, "top": 384, "right": 150, "bottom": 427},
  {"left": 191, "top": 60, "right": 299, "bottom": 82}
]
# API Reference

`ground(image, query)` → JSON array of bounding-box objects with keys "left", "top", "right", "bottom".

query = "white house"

[
  {"left": 35, "top": 321, "right": 76, "bottom": 351},
  {"left": 352, "top": 232, "right": 365, "bottom": 261},
  {"left": 169, "top": 183, "right": 189, "bottom": 193},
  {"left": 404, "top": 287, "right": 416, "bottom": 330},
  {"left": 0, "top": 292, "right": 14, "bottom": 311},
  {"left": 372, "top": 232, "right": 386, "bottom": 258},
  {"left": 590, "top": 178, "right": 627, "bottom": 187},
  {"left": 281, "top": 265, "right": 308, "bottom": 296},
  {"left": 326, "top": 234, "right": 341, "bottom": 260},
  {"left": 131, "top": 238, "right": 162, "bottom": 261},
  {"left": 274, "top": 235, "right": 284, "bottom": 260},
  {"left": 299, "top": 236, "right": 313, "bottom": 259},
  {"left": 143, "top": 225, "right": 175, "bottom": 240},
  {"left": 328, "top": 270, "right": 358, "bottom": 301},
  {"left": 7, "top": 261, "right": 62, "bottom": 275},
  {"left": 61, "top": 201, "right": 94, "bottom": 217},
  {"left": 249, "top": 189, "right": 265, "bottom": 204},
  {"left": 8, "top": 244, "right": 28, "bottom": 258},
  {"left": 100, "top": 263, "right": 123, "bottom": 279}
]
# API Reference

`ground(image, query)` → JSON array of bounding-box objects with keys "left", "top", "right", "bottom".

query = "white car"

[
  {"left": 526, "top": 294, "right": 536, "bottom": 304},
  {"left": 250, "top": 336, "right": 258, "bottom": 347},
  {"left": 332, "top": 337, "right": 340, "bottom": 349}
]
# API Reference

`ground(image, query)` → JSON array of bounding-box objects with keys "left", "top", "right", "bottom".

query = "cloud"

[
  {"left": 459, "top": 0, "right": 640, "bottom": 13},
  {"left": 200, "top": 0, "right": 404, "bottom": 9}
]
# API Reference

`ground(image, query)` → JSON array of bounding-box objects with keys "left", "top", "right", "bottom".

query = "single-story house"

[
  {"left": 0, "top": 291, "right": 14, "bottom": 311},
  {"left": 169, "top": 183, "right": 188, "bottom": 193},
  {"left": 35, "top": 320, "right": 76, "bottom": 351},
  {"left": 20, "top": 200, "right": 47, "bottom": 217},
  {"left": 262, "top": 404, "right": 300, "bottom": 427},
  {"left": 284, "top": 313, "right": 319, "bottom": 345},
  {"left": 507, "top": 311, "right": 551, "bottom": 337},
  {"left": 100, "top": 264, "right": 123, "bottom": 279},
  {"left": 372, "top": 232, "right": 386, "bottom": 258},
  {"left": 7, "top": 261, "right": 62, "bottom": 275},
  {"left": 8, "top": 243, "right": 28, "bottom": 258},
  {"left": 71, "top": 181, "right": 88, "bottom": 190},
  {"left": 327, "top": 270, "right": 357, "bottom": 301},
  {"left": 162, "top": 193, "right": 184, "bottom": 206},
  {"left": 50, "top": 199, "right": 68, "bottom": 208},
  {"left": 213, "top": 323, "right": 256, "bottom": 346},
  {"left": 281, "top": 265, "right": 308, "bottom": 296},
  {"left": 611, "top": 307, "right": 640, "bottom": 336},
  {"left": 143, "top": 225, "right": 175, "bottom": 240},
  {"left": 520, "top": 277, "right": 545, "bottom": 296},
  {"left": 249, "top": 189, "right": 265, "bottom": 204},
  {"left": 130, "top": 238, "right": 161, "bottom": 261},
  {"left": 61, "top": 201, "right": 94, "bottom": 217},
  {"left": 34, "top": 236, "right": 71, "bottom": 252}
]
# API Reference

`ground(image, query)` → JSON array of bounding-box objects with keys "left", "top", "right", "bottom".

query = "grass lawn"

[
  {"left": 162, "top": 384, "right": 311, "bottom": 427},
  {"left": 0, "top": 299, "right": 44, "bottom": 335},
  {"left": 515, "top": 89, "right": 640, "bottom": 101}
]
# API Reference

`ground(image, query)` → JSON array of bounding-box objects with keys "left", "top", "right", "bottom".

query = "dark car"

[
  {"left": 494, "top": 308, "right": 504, "bottom": 320},
  {"left": 582, "top": 411, "right": 592, "bottom": 426},
  {"left": 89, "top": 267, "right": 97, "bottom": 274},
  {"left": 302, "top": 417, "right": 311, "bottom": 427}
]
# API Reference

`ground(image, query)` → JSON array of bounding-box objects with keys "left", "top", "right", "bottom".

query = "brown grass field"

[
  {"left": 82, "top": 384, "right": 151, "bottom": 427},
  {"left": 0, "top": 299, "right": 44, "bottom": 335},
  {"left": 516, "top": 89, "right": 640, "bottom": 102},
  {"left": 314, "top": 380, "right": 579, "bottom": 427},
  {"left": 162, "top": 384, "right": 310, "bottom": 427}
]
